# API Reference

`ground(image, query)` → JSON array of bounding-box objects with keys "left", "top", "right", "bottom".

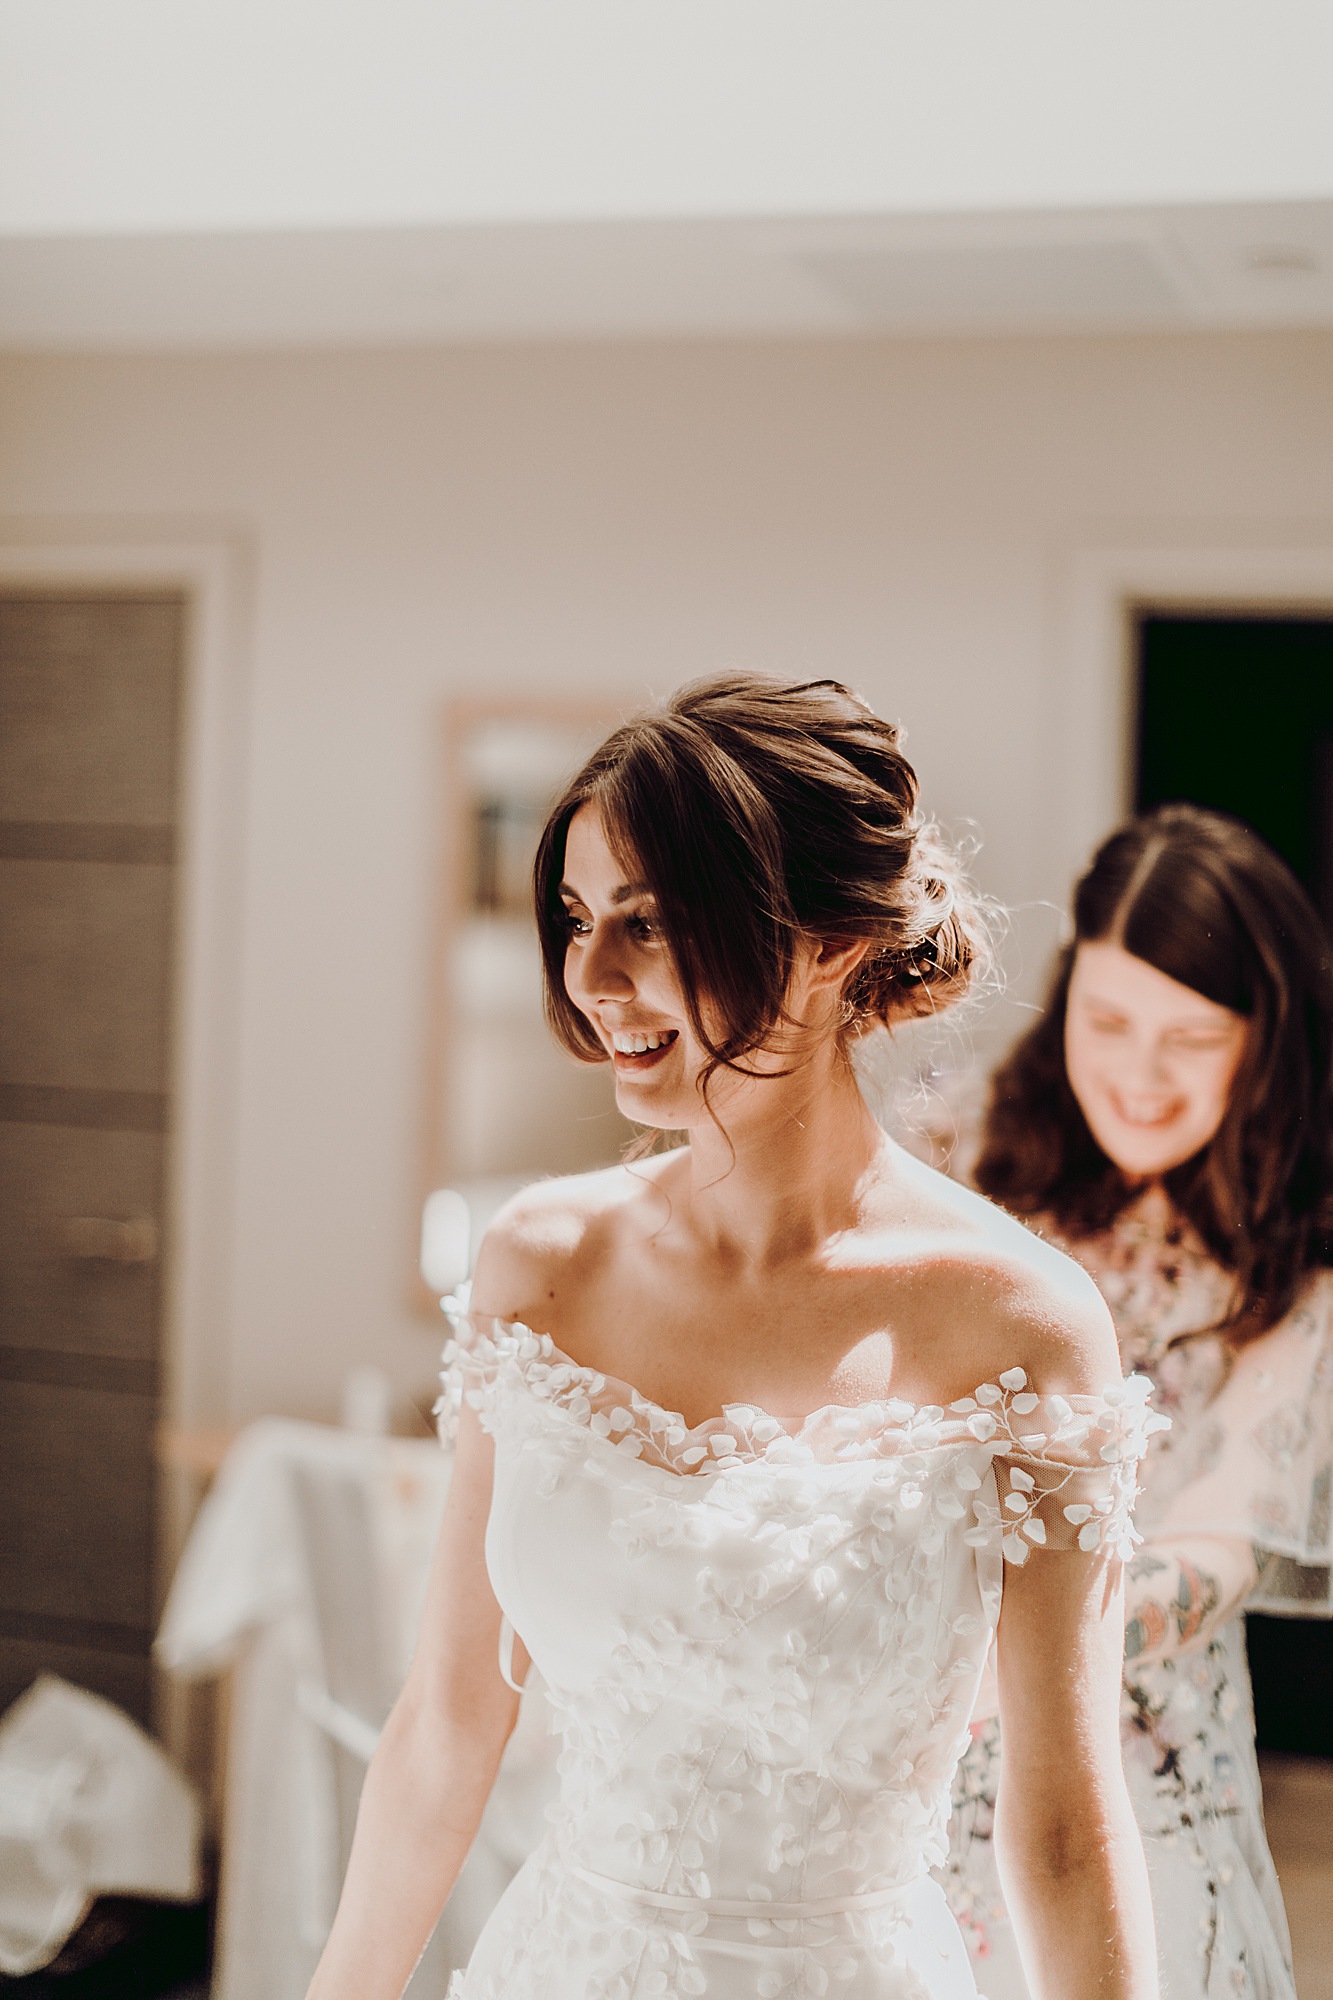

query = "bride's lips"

[{"left": 608, "top": 1029, "right": 679, "bottom": 1076}]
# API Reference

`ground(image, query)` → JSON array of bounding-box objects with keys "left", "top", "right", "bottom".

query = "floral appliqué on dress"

[{"left": 435, "top": 1298, "right": 1161, "bottom": 2000}]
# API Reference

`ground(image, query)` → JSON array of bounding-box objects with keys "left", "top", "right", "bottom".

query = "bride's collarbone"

[
  {"left": 503, "top": 1203, "right": 1065, "bottom": 1420},
  {"left": 529, "top": 1288, "right": 987, "bottom": 1430}
]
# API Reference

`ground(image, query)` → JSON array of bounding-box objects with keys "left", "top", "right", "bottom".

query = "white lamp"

[{"left": 419, "top": 1187, "right": 473, "bottom": 1297}]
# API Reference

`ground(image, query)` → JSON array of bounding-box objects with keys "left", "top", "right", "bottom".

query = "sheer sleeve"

[
  {"left": 957, "top": 1370, "right": 1169, "bottom": 1568},
  {"left": 1145, "top": 1274, "right": 1333, "bottom": 1615},
  {"left": 434, "top": 1288, "right": 511, "bottom": 1446},
  {"left": 434, "top": 1292, "right": 610, "bottom": 1456}
]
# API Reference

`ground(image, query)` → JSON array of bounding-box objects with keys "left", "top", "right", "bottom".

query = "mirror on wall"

[{"left": 418, "top": 702, "right": 634, "bottom": 1302}]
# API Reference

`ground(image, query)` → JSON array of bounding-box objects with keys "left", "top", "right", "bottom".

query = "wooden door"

[{"left": 0, "top": 590, "right": 184, "bottom": 1726}]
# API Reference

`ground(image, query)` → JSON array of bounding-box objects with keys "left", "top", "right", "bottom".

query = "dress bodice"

[{"left": 438, "top": 1303, "right": 1163, "bottom": 2000}]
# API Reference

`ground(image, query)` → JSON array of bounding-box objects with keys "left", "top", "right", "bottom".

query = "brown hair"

[
  {"left": 533, "top": 673, "right": 985, "bottom": 1097},
  {"left": 975, "top": 803, "right": 1333, "bottom": 1341}
]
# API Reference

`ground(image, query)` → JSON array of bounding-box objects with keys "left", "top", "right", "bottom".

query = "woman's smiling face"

[
  {"left": 558, "top": 804, "right": 700, "bottom": 1129},
  {"left": 558, "top": 802, "right": 867, "bottom": 1137},
  {"left": 1064, "top": 940, "right": 1249, "bottom": 1180}
]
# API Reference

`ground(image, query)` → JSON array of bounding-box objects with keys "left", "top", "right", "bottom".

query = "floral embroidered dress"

[
  {"left": 437, "top": 1296, "right": 1162, "bottom": 2000},
  {"left": 939, "top": 1190, "right": 1333, "bottom": 2000}
]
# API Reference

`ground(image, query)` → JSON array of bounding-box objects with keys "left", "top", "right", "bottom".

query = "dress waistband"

[{"left": 570, "top": 1863, "right": 914, "bottom": 1922}]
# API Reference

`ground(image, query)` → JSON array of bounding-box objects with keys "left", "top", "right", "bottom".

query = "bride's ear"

[{"left": 804, "top": 935, "right": 872, "bottom": 994}]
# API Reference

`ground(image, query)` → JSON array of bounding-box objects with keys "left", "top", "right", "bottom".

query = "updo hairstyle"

[{"left": 533, "top": 673, "right": 985, "bottom": 1090}]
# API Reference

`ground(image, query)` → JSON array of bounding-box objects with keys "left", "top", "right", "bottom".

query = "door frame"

[
  {"left": 0, "top": 523, "right": 253, "bottom": 1430},
  {"left": 1050, "top": 534, "right": 1333, "bottom": 898}
]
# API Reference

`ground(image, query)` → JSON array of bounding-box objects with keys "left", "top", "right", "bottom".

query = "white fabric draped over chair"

[{"left": 156, "top": 1416, "right": 554, "bottom": 2000}]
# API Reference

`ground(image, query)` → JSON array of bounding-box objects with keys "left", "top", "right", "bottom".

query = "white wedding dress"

[{"left": 438, "top": 1301, "right": 1162, "bottom": 2000}]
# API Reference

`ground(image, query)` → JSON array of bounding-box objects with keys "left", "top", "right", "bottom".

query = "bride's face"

[
  {"left": 560, "top": 803, "right": 820, "bottom": 1133},
  {"left": 1064, "top": 940, "right": 1249, "bottom": 1180},
  {"left": 558, "top": 804, "right": 709, "bottom": 1130}
]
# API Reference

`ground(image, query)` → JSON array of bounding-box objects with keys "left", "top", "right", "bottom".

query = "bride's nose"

[{"left": 568, "top": 922, "right": 635, "bottom": 1007}]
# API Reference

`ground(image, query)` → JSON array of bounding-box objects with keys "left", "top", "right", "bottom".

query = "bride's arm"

[
  {"left": 993, "top": 1538, "right": 1157, "bottom": 2000},
  {"left": 982, "top": 1269, "right": 1158, "bottom": 2000},
  {"left": 304, "top": 1406, "right": 522, "bottom": 2000}
]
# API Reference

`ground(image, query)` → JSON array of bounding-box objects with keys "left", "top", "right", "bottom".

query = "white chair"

[
  {"left": 157, "top": 1415, "right": 554, "bottom": 2000},
  {"left": 287, "top": 1456, "right": 397, "bottom": 1882}
]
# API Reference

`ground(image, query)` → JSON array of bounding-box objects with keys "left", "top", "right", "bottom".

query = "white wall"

[{"left": 1, "top": 330, "right": 1331, "bottom": 1425}]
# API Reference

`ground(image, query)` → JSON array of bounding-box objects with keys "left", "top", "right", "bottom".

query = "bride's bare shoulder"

[
  {"left": 468, "top": 1153, "right": 682, "bottom": 1320},
  {"left": 885, "top": 1150, "right": 1120, "bottom": 1398}
]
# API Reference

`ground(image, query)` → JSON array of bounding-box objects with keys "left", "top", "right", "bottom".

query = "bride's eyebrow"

[{"left": 558, "top": 880, "right": 654, "bottom": 904}]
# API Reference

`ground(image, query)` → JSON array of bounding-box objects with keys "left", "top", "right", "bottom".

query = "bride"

[{"left": 307, "top": 674, "right": 1160, "bottom": 2000}]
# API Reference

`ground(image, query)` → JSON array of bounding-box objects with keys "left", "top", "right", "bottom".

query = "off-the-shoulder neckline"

[{"left": 444, "top": 1300, "right": 1144, "bottom": 1448}]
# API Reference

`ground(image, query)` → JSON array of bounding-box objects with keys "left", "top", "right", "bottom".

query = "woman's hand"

[
  {"left": 1123, "top": 1533, "right": 1257, "bottom": 1667},
  {"left": 304, "top": 1407, "right": 521, "bottom": 2000},
  {"left": 969, "top": 1531, "right": 1257, "bottom": 1736}
]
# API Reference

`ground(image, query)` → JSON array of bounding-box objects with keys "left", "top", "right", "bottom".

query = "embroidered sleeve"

[
  {"left": 956, "top": 1369, "right": 1169, "bottom": 1567},
  {"left": 434, "top": 1296, "right": 614, "bottom": 1455},
  {"left": 434, "top": 1291, "right": 509, "bottom": 1445}
]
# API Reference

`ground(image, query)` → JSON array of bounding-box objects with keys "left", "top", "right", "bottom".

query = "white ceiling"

[
  {"left": 5, "top": 1, "right": 1332, "bottom": 351},
  {"left": 3, "top": 202, "right": 1333, "bottom": 351},
  {"left": 7, "top": 1, "right": 1333, "bottom": 239}
]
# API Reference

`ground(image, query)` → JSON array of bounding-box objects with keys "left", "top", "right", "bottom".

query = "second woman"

[{"left": 940, "top": 802, "right": 1333, "bottom": 2000}]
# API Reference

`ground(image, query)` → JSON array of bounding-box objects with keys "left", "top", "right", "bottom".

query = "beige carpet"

[{"left": 1261, "top": 1754, "right": 1333, "bottom": 2000}]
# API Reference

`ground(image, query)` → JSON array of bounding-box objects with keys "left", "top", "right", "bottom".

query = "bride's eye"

[
  {"left": 626, "top": 910, "right": 661, "bottom": 943},
  {"left": 561, "top": 906, "right": 593, "bottom": 938}
]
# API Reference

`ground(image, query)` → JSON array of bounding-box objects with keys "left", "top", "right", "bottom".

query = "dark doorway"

[{"left": 1136, "top": 609, "right": 1333, "bottom": 1757}]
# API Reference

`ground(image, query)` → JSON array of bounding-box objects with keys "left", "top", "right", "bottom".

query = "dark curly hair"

[
  {"left": 975, "top": 803, "right": 1333, "bottom": 1343},
  {"left": 533, "top": 673, "right": 986, "bottom": 1100}
]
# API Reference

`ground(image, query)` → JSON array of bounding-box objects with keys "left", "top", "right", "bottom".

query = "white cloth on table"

[
  {"left": 156, "top": 1415, "right": 554, "bottom": 2000},
  {"left": 0, "top": 1674, "right": 200, "bottom": 1975}
]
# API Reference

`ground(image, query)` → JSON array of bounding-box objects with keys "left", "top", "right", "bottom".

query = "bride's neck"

[{"left": 679, "top": 1052, "right": 887, "bottom": 1273}]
